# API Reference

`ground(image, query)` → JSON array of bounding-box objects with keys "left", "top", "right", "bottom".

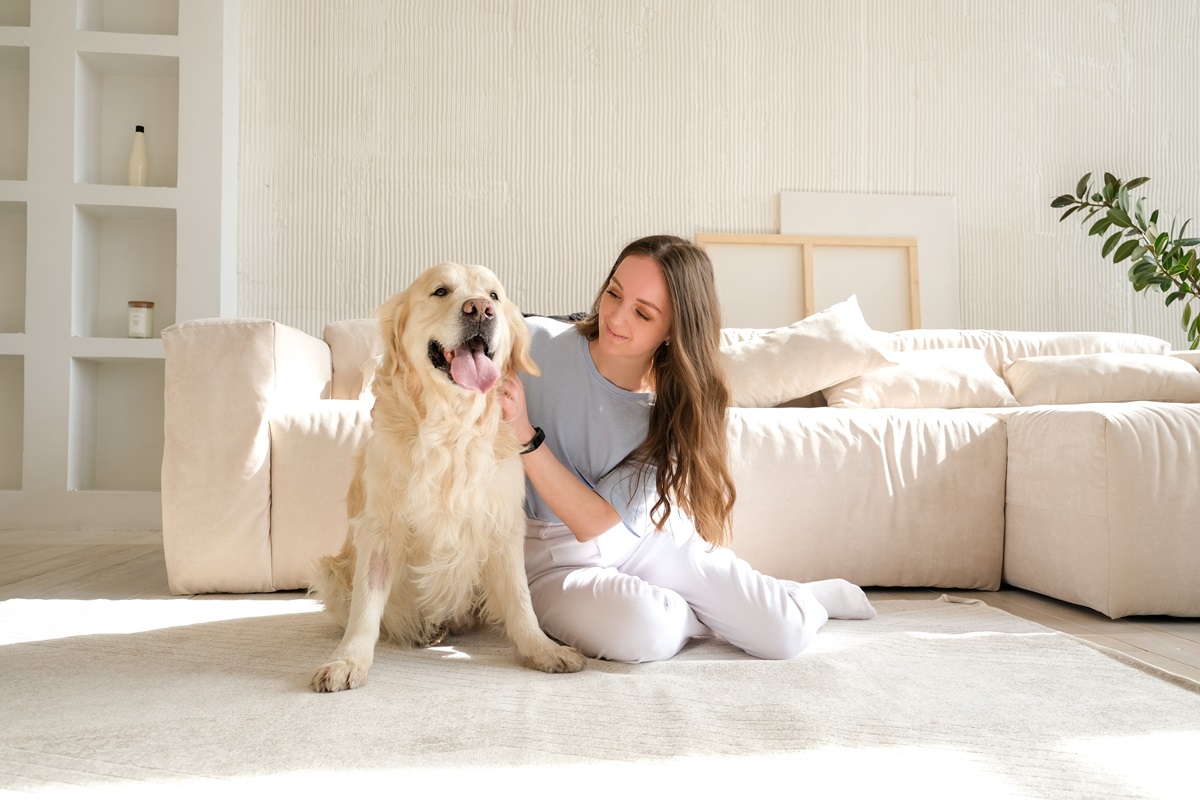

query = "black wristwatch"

[{"left": 520, "top": 427, "right": 545, "bottom": 455}]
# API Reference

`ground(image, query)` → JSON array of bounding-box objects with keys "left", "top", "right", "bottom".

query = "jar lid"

[{"left": 128, "top": 301, "right": 155, "bottom": 308}]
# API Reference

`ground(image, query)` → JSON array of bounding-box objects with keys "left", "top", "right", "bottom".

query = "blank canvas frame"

[{"left": 696, "top": 233, "right": 921, "bottom": 330}]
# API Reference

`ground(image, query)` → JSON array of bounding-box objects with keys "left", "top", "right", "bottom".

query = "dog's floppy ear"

[
  {"left": 506, "top": 302, "right": 540, "bottom": 377},
  {"left": 376, "top": 287, "right": 413, "bottom": 381}
]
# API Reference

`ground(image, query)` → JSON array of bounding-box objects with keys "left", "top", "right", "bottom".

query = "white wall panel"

[{"left": 238, "top": 0, "right": 1200, "bottom": 347}]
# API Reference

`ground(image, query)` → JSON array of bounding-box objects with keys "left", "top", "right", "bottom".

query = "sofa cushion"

[
  {"left": 1002, "top": 403, "right": 1200, "bottom": 617},
  {"left": 1003, "top": 353, "right": 1200, "bottom": 405},
  {"left": 269, "top": 400, "right": 371, "bottom": 589},
  {"left": 892, "top": 330, "right": 1171, "bottom": 374},
  {"left": 1173, "top": 350, "right": 1200, "bottom": 371},
  {"left": 823, "top": 348, "right": 1018, "bottom": 409},
  {"left": 324, "top": 319, "right": 383, "bottom": 399},
  {"left": 727, "top": 407, "right": 1006, "bottom": 589},
  {"left": 719, "top": 296, "right": 894, "bottom": 407}
]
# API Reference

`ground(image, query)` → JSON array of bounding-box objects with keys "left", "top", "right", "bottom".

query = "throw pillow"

[
  {"left": 1172, "top": 351, "right": 1200, "bottom": 372},
  {"left": 822, "top": 348, "right": 1018, "bottom": 409},
  {"left": 719, "top": 296, "right": 894, "bottom": 407},
  {"left": 1003, "top": 353, "right": 1200, "bottom": 405}
]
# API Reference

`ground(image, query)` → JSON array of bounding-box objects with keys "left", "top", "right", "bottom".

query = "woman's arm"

[{"left": 500, "top": 374, "right": 623, "bottom": 543}]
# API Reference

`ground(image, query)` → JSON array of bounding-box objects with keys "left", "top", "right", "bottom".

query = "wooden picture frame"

[{"left": 696, "top": 232, "right": 921, "bottom": 330}]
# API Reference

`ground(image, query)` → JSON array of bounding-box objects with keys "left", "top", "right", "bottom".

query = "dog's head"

[{"left": 376, "top": 262, "right": 538, "bottom": 402}]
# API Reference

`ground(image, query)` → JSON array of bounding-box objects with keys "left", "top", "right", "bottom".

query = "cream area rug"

[{"left": 1, "top": 595, "right": 1196, "bottom": 799}]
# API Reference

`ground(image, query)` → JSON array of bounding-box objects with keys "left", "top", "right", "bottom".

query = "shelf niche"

[
  {"left": 69, "top": 356, "right": 164, "bottom": 492},
  {"left": 0, "top": 355, "right": 21, "bottom": 489},
  {"left": 0, "top": 46, "right": 29, "bottom": 181},
  {"left": 77, "top": 0, "right": 178, "bottom": 36},
  {"left": 73, "top": 203, "right": 176, "bottom": 339},
  {"left": 75, "top": 51, "right": 179, "bottom": 187},
  {"left": 0, "top": 2, "right": 30, "bottom": 28},
  {"left": 0, "top": 201, "right": 25, "bottom": 334}
]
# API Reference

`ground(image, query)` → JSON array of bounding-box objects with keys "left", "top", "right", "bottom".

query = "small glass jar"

[{"left": 127, "top": 301, "right": 154, "bottom": 338}]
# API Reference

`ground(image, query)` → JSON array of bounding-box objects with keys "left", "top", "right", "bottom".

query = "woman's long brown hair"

[{"left": 576, "top": 235, "right": 736, "bottom": 547}]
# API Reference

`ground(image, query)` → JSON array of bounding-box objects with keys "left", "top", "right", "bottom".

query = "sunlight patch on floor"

[
  {"left": 0, "top": 597, "right": 322, "bottom": 645},
  {"left": 31, "top": 746, "right": 1034, "bottom": 799},
  {"left": 1065, "top": 731, "right": 1195, "bottom": 799}
]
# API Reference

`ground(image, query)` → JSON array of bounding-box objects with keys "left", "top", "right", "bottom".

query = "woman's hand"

[{"left": 499, "top": 373, "right": 537, "bottom": 443}]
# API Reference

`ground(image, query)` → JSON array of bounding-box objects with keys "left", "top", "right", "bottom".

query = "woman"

[{"left": 500, "top": 235, "right": 875, "bottom": 663}]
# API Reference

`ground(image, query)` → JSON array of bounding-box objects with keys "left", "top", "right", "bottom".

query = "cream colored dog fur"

[{"left": 310, "top": 262, "right": 586, "bottom": 692}]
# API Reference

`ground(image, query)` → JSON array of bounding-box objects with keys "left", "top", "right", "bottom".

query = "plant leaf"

[
  {"left": 1114, "top": 239, "right": 1140, "bottom": 263},
  {"left": 1125, "top": 176, "right": 1150, "bottom": 190},
  {"left": 1051, "top": 194, "right": 1075, "bottom": 208},
  {"left": 1101, "top": 231, "right": 1122, "bottom": 257},
  {"left": 1089, "top": 217, "right": 1111, "bottom": 236},
  {"left": 1076, "top": 173, "right": 1091, "bottom": 199},
  {"left": 1107, "top": 207, "right": 1133, "bottom": 228}
]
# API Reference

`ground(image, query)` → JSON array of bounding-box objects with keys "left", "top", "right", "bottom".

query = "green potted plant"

[{"left": 1053, "top": 173, "right": 1200, "bottom": 349}]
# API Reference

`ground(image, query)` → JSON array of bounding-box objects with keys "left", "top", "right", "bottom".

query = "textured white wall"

[{"left": 238, "top": 0, "right": 1200, "bottom": 347}]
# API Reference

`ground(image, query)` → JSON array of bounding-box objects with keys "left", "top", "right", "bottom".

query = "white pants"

[{"left": 524, "top": 519, "right": 830, "bottom": 663}]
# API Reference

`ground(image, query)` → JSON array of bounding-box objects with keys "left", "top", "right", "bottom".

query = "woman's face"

[{"left": 595, "top": 254, "right": 673, "bottom": 364}]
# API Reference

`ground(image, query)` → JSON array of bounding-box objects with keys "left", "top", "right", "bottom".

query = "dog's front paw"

[
  {"left": 312, "top": 659, "right": 369, "bottom": 692},
  {"left": 526, "top": 643, "right": 587, "bottom": 674}
]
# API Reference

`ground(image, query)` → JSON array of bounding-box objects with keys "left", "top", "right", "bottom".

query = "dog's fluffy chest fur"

[{"left": 362, "top": 405, "right": 526, "bottom": 629}]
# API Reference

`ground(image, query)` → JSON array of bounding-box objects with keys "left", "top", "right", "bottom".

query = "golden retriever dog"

[{"left": 310, "top": 262, "right": 586, "bottom": 692}]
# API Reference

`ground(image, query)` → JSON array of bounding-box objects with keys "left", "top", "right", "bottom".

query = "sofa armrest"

[{"left": 161, "top": 318, "right": 332, "bottom": 594}]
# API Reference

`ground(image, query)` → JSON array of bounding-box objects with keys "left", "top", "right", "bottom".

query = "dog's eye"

[
  {"left": 489, "top": 292, "right": 499, "bottom": 300},
  {"left": 432, "top": 287, "right": 448, "bottom": 297}
]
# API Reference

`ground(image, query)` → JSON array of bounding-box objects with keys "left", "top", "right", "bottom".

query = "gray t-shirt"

[{"left": 521, "top": 316, "right": 656, "bottom": 536}]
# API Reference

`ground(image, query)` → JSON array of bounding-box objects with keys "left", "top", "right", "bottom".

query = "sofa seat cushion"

[
  {"left": 269, "top": 400, "right": 371, "bottom": 589},
  {"left": 726, "top": 407, "right": 1007, "bottom": 589},
  {"left": 1001, "top": 402, "right": 1200, "bottom": 617}
]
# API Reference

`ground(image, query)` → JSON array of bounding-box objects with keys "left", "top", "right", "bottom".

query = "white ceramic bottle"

[{"left": 127, "top": 125, "right": 148, "bottom": 186}]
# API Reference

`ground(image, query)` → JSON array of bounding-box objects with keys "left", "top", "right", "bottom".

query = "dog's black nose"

[{"left": 462, "top": 297, "right": 496, "bottom": 320}]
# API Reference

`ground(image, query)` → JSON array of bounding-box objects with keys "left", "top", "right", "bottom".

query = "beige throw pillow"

[
  {"left": 1003, "top": 353, "right": 1200, "bottom": 405},
  {"left": 719, "top": 296, "right": 894, "bottom": 407},
  {"left": 823, "top": 348, "right": 1018, "bottom": 409},
  {"left": 1172, "top": 351, "right": 1200, "bottom": 372}
]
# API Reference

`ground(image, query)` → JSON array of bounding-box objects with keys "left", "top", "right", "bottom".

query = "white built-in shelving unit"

[{"left": 0, "top": 0, "right": 237, "bottom": 529}]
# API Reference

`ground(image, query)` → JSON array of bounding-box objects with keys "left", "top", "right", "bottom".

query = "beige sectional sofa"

[{"left": 161, "top": 305, "right": 1200, "bottom": 618}]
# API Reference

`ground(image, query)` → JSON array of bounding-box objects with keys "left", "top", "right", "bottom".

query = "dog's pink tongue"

[{"left": 449, "top": 346, "right": 500, "bottom": 394}]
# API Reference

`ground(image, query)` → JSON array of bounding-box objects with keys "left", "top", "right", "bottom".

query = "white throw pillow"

[
  {"left": 823, "top": 348, "right": 1018, "bottom": 409},
  {"left": 719, "top": 296, "right": 894, "bottom": 407},
  {"left": 1172, "top": 351, "right": 1200, "bottom": 372},
  {"left": 1003, "top": 353, "right": 1200, "bottom": 405}
]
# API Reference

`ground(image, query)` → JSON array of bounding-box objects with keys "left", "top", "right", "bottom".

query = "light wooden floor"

[{"left": 3, "top": 529, "right": 1199, "bottom": 684}]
